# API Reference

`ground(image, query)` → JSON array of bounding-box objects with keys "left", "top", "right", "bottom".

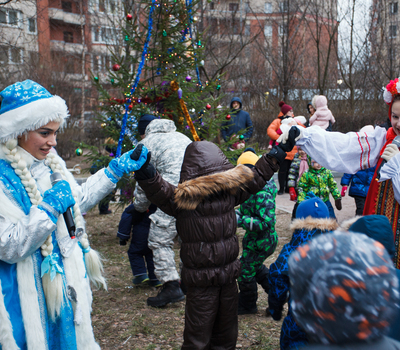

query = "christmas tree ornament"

[
  {"left": 178, "top": 88, "right": 183, "bottom": 99},
  {"left": 124, "top": 35, "right": 129, "bottom": 41},
  {"left": 239, "top": 135, "right": 244, "bottom": 140},
  {"left": 112, "top": 64, "right": 121, "bottom": 71},
  {"left": 126, "top": 13, "right": 133, "bottom": 20},
  {"left": 111, "top": 78, "right": 115, "bottom": 84},
  {"left": 206, "top": 104, "right": 211, "bottom": 110},
  {"left": 185, "top": 75, "right": 192, "bottom": 82},
  {"left": 217, "top": 84, "right": 221, "bottom": 90},
  {"left": 226, "top": 115, "right": 231, "bottom": 120},
  {"left": 162, "top": 30, "right": 167, "bottom": 37},
  {"left": 75, "top": 148, "right": 83, "bottom": 156},
  {"left": 190, "top": 108, "right": 195, "bottom": 113},
  {"left": 109, "top": 152, "right": 114, "bottom": 157},
  {"left": 101, "top": 122, "right": 107, "bottom": 128},
  {"left": 94, "top": 77, "right": 99, "bottom": 82},
  {"left": 199, "top": 60, "right": 204, "bottom": 66}
]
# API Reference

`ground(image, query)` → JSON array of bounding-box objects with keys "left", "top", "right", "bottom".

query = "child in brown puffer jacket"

[{"left": 128, "top": 132, "right": 298, "bottom": 349}]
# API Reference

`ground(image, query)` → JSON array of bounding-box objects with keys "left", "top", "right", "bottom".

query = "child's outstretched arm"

[{"left": 132, "top": 145, "right": 178, "bottom": 217}]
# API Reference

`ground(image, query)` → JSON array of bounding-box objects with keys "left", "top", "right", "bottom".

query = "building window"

[
  {"left": 92, "top": 54, "right": 111, "bottom": 72},
  {"left": 99, "top": 0, "right": 105, "bottom": 12},
  {"left": 62, "top": 1, "right": 72, "bottom": 12},
  {"left": 389, "top": 47, "right": 396, "bottom": 59},
  {"left": 229, "top": 3, "right": 239, "bottom": 11},
  {"left": 0, "top": 9, "right": 21, "bottom": 27},
  {"left": 265, "top": 2, "right": 272, "bottom": 13},
  {"left": 245, "top": 24, "right": 250, "bottom": 36},
  {"left": 279, "top": 1, "right": 288, "bottom": 12},
  {"left": 108, "top": 0, "right": 116, "bottom": 13},
  {"left": 92, "top": 26, "right": 120, "bottom": 44},
  {"left": 0, "top": 46, "right": 23, "bottom": 64},
  {"left": 28, "top": 18, "right": 36, "bottom": 33},
  {"left": 279, "top": 24, "right": 287, "bottom": 35},
  {"left": 264, "top": 24, "right": 272, "bottom": 37},
  {"left": 210, "top": 1, "right": 215, "bottom": 9},
  {"left": 390, "top": 24, "right": 397, "bottom": 38},
  {"left": 390, "top": 2, "right": 398, "bottom": 14},
  {"left": 64, "top": 31, "right": 74, "bottom": 43},
  {"left": 245, "top": 2, "right": 250, "bottom": 12}
]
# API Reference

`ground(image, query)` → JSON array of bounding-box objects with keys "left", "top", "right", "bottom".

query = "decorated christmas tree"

[{"left": 84, "top": 0, "right": 247, "bottom": 201}]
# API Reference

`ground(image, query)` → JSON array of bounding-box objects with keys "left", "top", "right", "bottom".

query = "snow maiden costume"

[
  {"left": 279, "top": 78, "right": 400, "bottom": 269},
  {"left": 0, "top": 80, "right": 145, "bottom": 349}
]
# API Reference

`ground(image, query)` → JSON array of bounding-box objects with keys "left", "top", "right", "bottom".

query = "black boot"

[
  {"left": 255, "top": 265, "right": 270, "bottom": 294},
  {"left": 147, "top": 280, "right": 185, "bottom": 308},
  {"left": 238, "top": 280, "right": 258, "bottom": 315}
]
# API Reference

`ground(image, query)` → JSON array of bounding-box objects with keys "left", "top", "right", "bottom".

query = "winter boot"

[
  {"left": 238, "top": 280, "right": 258, "bottom": 315},
  {"left": 148, "top": 279, "right": 162, "bottom": 288},
  {"left": 255, "top": 265, "right": 270, "bottom": 294},
  {"left": 132, "top": 274, "right": 149, "bottom": 286},
  {"left": 147, "top": 280, "right": 185, "bottom": 308}
]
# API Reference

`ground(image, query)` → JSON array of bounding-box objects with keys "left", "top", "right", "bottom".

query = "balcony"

[
  {"left": 50, "top": 40, "right": 85, "bottom": 54},
  {"left": 48, "top": 8, "right": 85, "bottom": 26}
]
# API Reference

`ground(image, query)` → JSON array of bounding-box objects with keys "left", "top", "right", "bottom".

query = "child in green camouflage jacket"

[
  {"left": 297, "top": 158, "right": 342, "bottom": 219},
  {"left": 236, "top": 149, "right": 278, "bottom": 315}
]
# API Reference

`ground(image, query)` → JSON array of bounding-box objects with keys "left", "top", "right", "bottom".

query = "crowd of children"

[{"left": 2, "top": 77, "right": 400, "bottom": 350}]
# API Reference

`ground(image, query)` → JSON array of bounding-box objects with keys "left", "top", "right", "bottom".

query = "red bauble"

[
  {"left": 226, "top": 115, "right": 231, "bottom": 120},
  {"left": 126, "top": 14, "right": 133, "bottom": 20},
  {"left": 206, "top": 104, "right": 211, "bottom": 110},
  {"left": 112, "top": 64, "right": 121, "bottom": 72}
]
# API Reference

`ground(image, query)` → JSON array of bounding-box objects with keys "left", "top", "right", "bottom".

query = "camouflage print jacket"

[
  {"left": 237, "top": 178, "right": 277, "bottom": 237},
  {"left": 297, "top": 166, "right": 341, "bottom": 203}
]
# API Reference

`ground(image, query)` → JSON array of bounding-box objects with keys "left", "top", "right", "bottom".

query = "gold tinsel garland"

[{"left": 170, "top": 81, "right": 200, "bottom": 141}]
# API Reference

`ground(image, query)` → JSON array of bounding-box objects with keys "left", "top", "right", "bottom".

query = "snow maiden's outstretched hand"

[{"left": 108, "top": 144, "right": 149, "bottom": 179}]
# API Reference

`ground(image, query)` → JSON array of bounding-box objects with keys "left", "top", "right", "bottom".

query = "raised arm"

[{"left": 281, "top": 126, "right": 387, "bottom": 174}]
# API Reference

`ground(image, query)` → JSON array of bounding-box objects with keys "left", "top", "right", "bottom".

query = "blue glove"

[
  {"left": 38, "top": 180, "right": 76, "bottom": 223},
  {"left": 107, "top": 146, "right": 149, "bottom": 179}
]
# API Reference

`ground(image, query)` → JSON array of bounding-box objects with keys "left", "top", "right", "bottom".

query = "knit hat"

[
  {"left": 279, "top": 101, "right": 293, "bottom": 115},
  {"left": 289, "top": 231, "right": 399, "bottom": 345},
  {"left": 237, "top": 151, "right": 259, "bottom": 167},
  {"left": 0, "top": 80, "right": 69, "bottom": 143},
  {"left": 349, "top": 215, "right": 396, "bottom": 260},
  {"left": 295, "top": 193, "right": 329, "bottom": 219},
  {"left": 138, "top": 114, "right": 157, "bottom": 135}
]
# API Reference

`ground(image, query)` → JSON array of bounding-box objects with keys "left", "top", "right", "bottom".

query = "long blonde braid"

[{"left": 2, "top": 139, "right": 106, "bottom": 321}]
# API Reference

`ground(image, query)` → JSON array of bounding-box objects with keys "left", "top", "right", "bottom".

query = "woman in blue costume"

[{"left": 0, "top": 80, "right": 146, "bottom": 349}]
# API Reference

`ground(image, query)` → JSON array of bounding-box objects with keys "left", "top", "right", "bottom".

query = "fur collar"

[
  {"left": 290, "top": 216, "right": 338, "bottom": 232},
  {"left": 337, "top": 216, "right": 362, "bottom": 231},
  {"left": 174, "top": 164, "right": 254, "bottom": 210}
]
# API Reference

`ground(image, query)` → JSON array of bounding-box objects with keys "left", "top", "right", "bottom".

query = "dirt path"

[{"left": 87, "top": 204, "right": 292, "bottom": 350}]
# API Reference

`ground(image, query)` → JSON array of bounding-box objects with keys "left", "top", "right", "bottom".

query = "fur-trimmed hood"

[
  {"left": 175, "top": 164, "right": 254, "bottom": 210},
  {"left": 290, "top": 216, "right": 338, "bottom": 232}
]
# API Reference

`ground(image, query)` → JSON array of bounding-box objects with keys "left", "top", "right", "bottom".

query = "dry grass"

[{"left": 87, "top": 204, "right": 293, "bottom": 350}]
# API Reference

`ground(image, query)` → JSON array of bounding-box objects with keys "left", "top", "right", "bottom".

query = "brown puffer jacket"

[{"left": 137, "top": 141, "right": 279, "bottom": 287}]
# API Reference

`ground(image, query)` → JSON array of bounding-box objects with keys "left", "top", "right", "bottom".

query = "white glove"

[
  {"left": 381, "top": 143, "right": 400, "bottom": 162},
  {"left": 277, "top": 125, "right": 303, "bottom": 144}
]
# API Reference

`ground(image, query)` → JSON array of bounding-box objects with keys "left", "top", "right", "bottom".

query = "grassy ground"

[{"left": 87, "top": 204, "right": 292, "bottom": 350}]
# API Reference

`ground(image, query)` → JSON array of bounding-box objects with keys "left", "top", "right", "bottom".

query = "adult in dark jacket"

[
  {"left": 288, "top": 231, "right": 400, "bottom": 350},
  {"left": 221, "top": 97, "right": 253, "bottom": 142},
  {"left": 347, "top": 215, "right": 400, "bottom": 343},
  {"left": 128, "top": 131, "right": 299, "bottom": 349},
  {"left": 340, "top": 166, "right": 376, "bottom": 216}
]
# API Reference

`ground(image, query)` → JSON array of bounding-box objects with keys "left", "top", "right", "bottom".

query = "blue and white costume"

[{"left": 0, "top": 80, "right": 144, "bottom": 350}]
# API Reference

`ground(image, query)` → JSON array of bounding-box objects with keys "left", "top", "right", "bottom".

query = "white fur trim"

[
  {"left": 63, "top": 245, "right": 100, "bottom": 350},
  {"left": 17, "top": 257, "right": 47, "bottom": 349},
  {"left": 0, "top": 96, "right": 69, "bottom": 143},
  {"left": 0, "top": 280, "right": 19, "bottom": 350}
]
